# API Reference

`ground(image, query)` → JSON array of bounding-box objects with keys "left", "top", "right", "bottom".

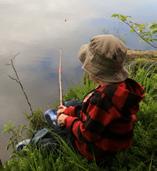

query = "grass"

[{"left": 1, "top": 61, "right": 157, "bottom": 171}]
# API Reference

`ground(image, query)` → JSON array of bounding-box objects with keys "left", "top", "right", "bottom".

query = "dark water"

[{"left": 0, "top": 0, "right": 157, "bottom": 162}]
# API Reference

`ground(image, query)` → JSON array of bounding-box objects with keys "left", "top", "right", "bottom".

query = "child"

[{"left": 57, "top": 34, "right": 144, "bottom": 162}]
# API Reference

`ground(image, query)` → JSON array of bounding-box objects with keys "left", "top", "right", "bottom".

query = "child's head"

[{"left": 78, "top": 34, "right": 129, "bottom": 83}]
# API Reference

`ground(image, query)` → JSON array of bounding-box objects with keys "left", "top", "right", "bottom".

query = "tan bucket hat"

[{"left": 78, "top": 34, "right": 129, "bottom": 83}]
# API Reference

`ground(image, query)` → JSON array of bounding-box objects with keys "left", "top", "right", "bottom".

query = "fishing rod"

[
  {"left": 43, "top": 49, "right": 64, "bottom": 125},
  {"left": 59, "top": 49, "right": 63, "bottom": 106}
]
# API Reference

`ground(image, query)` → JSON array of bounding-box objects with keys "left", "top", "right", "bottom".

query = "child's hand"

[
  {"left": 57, "top": 108, "right": 65, "bottom": 117},
  {"left": 57, "top": 104, "right": 76, "bottom": 118},
  {"left": 58, "top": 105, "right": 67, "bottom": 110},
  {"left": 57, "top": 114, "right": 68, "bottom": 126},
  {"left": 57, "top": 105, "right": 67, "bottom": 113}
]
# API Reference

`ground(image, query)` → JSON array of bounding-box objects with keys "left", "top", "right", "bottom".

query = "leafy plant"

[
  {"left": 112, "top": 14, "right": 157, "bottom": 48},
  {"left": 2, "top": 122, "right": 29, "bottom": 152},
  {"left": 25, "top": 110, "right": 48, "bottom": 132},
  {"left": 2, "top": 109, "right": 49, "bottom": 154}
]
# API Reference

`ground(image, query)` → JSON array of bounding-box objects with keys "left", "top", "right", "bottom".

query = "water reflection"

[{"left": 0, "top": 0, "right": 157, "bottom": 162}]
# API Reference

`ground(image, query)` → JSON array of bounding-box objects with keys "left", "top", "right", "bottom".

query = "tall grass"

[
  {"left": 64, "top": 72, "right": 96, "bottom": 101},
  {"left": 2, "top": 135, "right": 103, "bottom": 171},
  {"left": 2, "top": 61, "right": 157, "bottom": 171}
]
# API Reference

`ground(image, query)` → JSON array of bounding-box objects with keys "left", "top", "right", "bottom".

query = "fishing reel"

[{"left": 44, "top": 109, "right": 58, "bottom": 126}]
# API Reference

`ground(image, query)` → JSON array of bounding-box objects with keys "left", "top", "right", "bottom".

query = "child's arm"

[{"left": 57, "top": 105, "right": 78, "bottom": 117}]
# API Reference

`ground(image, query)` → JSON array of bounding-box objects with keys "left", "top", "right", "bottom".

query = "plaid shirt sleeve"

[{"left": 64, "top": 106, "right": 76, "bottom": 116}]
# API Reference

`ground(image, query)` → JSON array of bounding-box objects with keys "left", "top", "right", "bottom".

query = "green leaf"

[
  {"left": 130, "top": 28, "right": 135, "bottom": 32},
  {"left": 138, "top": 24, "right": 145, "bottom": 32},
  {"left": 112, "top": 13, "right": 119, "bottom": 18},
  {"left": 112, "top": 13, "right": 130, "bottom": 22},
  {"left": 151, "top": 29, "right": 157, "bottom": 34},
  {"left": 152, "top": 38, "right": 157, "bottom": 41},
  {"left": 149, "top": 23, "right": 157, "bottom": 29},
  {"left": 3, "top": 122, "right": 15, "bottom": 133}
]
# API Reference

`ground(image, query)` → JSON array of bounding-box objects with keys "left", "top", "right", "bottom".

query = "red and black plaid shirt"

[{"left": 64, "top": 78, "right": 144, "bottom": 160}]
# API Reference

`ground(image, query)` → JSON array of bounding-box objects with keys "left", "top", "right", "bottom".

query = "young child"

[{"left": 57, "top": 34, "right": 144, "bottom": 162}]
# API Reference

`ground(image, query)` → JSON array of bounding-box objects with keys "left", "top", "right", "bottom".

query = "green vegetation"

[
  {"left": 1, "top": 60, "right": 157, "bottom": 171},
  {"left": 112, "top": 14, "right": 157, "bottom": 48}
]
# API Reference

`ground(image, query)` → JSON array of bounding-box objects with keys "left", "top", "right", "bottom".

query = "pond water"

[{"left": 0, "top": 0, "right": 157, "bottom": 162}]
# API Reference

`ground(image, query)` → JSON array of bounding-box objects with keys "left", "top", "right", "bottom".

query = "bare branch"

[
  {"left": 12, "top": 52, "right": 20, "bottom": 60},
  {"left": 8, "top": 54, "right": 33, "bottom": 115},
  {"left": 8, "top": 75, "right": 20, "bottom": 84}
]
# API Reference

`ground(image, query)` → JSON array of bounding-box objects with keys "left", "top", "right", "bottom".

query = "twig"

[
  {"left": 8, "top": 75, "right": 20, "bottom": 84},
  {"left": 8, "top": 54, "right": 33, "bottom": 115}
]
